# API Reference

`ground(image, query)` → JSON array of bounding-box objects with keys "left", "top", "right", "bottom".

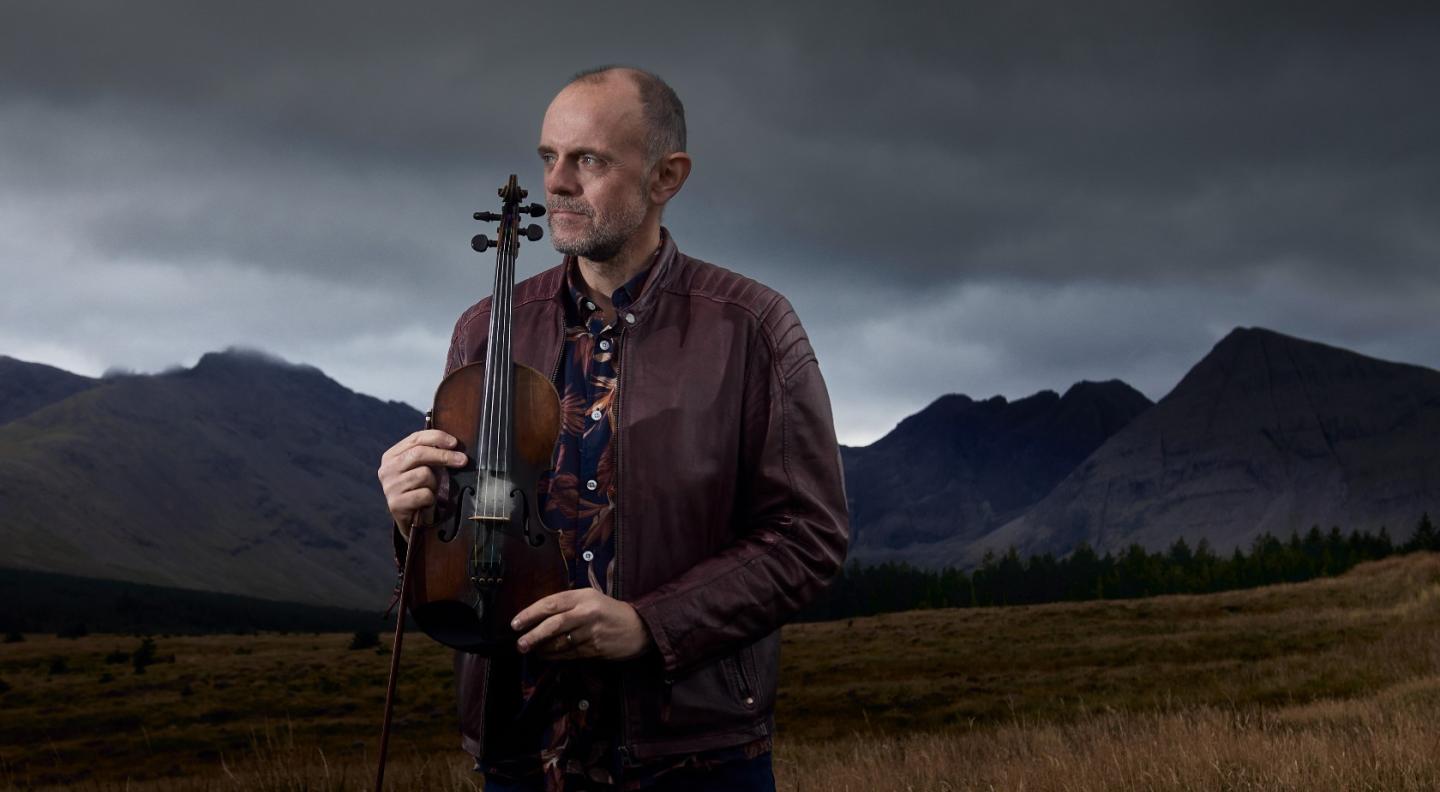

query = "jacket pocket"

[{"left": 654, "top": 655, "right": 754, "bottom": 734}]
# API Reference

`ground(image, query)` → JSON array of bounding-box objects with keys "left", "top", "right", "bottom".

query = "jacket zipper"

[
  {"left": 549, "top": 314, "right": 564, "bottom": 385},
  {"left": 736, "top": 647, "right": 756, "bottom": 709}
]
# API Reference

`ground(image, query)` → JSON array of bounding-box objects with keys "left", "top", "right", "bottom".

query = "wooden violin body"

[{"left": 406, "top": 360, "right": 567, "bottom": 652}]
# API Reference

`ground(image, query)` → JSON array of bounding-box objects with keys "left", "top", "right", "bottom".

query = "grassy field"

[{"left": 2, "top": 552, "right": 1438, "bottom": 790}]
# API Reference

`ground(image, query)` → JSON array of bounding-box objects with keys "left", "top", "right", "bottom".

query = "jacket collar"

[{"left": 547, "top": 227, "right": 683, "bottom": 327}]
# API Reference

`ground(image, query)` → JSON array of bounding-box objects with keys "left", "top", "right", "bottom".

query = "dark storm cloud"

[{"left": 2, "top": 1, "right": 1438, "bottom": 443}]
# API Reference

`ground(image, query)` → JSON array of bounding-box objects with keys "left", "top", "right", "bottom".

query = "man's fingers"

[
  {"left": 380, "top": 446, "right": 466, "bottom": 482},
  {"left": 403, "top": 445, "right": 468, "bottom": 470},
  {"left": 397, "top": 465, "right": 438, "bottom": 493},
  {"left": 511, "top": 590, "right": 583, "bottom": 633},
  {"left": 407, "top": 429, "right": 460, "bottom": 452},
  {"left": 392, "top": 488, "right": 436, "bottom": 513},
  {"left": 535, "top": 630, "right": 589, "bottom": 660},
  {"left": 381, "top": 465, "right": 438, "bottom": 502},
  {"left": 384, "top": 430, "right": 460, "bottom": 462},
  {"left": 516, "top": 611, "right": 576, "bottom": 654},
  {"left": 378, "top": 448, "right": 464, "bottom": 499}
]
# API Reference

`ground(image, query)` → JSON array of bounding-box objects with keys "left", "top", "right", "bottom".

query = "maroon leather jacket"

[{"left": 441, "top": 230, "right": 849, "bottom": 764}]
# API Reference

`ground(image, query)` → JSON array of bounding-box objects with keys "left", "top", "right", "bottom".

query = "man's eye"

[
  {"left": 540, "top": 153, "right": 556, "bottom": 165},
  {"left": 579, "top": 154, "right": 601, "bottom": 167}
]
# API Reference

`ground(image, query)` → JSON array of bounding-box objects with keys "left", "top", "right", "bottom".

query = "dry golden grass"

[
  {"left": 3, "top": 553, "right": 1438, "bottom": 790},
  {"left": 778, "top": 680, "right": 1440, "bottom": 791},
  {"left": 779, "top": 552, "right": 1440, "bottom": 741}
]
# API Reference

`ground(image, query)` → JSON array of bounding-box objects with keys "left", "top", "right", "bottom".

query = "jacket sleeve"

[{"left": 629, "top": 294, "right": 850, "bottom": 674}]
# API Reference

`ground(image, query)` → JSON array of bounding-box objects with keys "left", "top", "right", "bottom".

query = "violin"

[
  {"left": 375, "top": 174, "right": 565, "bottom": 790},
  {"left": 408, "top": 174, "right": 569, "bottom": 653},
  {"left": 380, "top": 175, "right": 564, "bottom": 792}
]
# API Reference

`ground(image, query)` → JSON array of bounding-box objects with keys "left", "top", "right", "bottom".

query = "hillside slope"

[{"left": 0, "top": 349, "right": 421, "bottom": 609}]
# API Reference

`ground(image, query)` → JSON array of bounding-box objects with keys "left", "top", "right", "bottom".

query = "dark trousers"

[{"left": 482, "top": 751, "right": 776, "bottom": 792}]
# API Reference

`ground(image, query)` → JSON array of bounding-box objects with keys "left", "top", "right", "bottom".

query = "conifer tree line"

[{"left": 797, "top": 512, "right": 1439, "bottom": 622}]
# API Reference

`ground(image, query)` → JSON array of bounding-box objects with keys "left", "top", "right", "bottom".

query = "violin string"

[
  {"left": 490, "top": 222, "right": 505, "bottom": 521},
  {"left": 477, "top": 206, "right": 498, "bottom": 569},
  {"left": 495, "top": 180, "right": 521, "bottom": 568},
  {"left": 484, "top": 196, "right": 507, "bottom": 564},
  {"left": 495, "top": 191, "right": 515, "bottom": 526},
  {"left": 494, "top": 197, "right": 515, "bottom": 568},
  {"left": 480, "top": 188, "right": 508, "bottom": 561},
  {"left": 507, "top": 207, "right": 517, "bottom": 511},
  {"left": 500, "top": 206, "right": 513, "bottom": 546}
]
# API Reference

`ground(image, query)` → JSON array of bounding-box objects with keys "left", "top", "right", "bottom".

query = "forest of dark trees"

[{"left": 797, "top": 513, "right": 1440, "bottom": 622}]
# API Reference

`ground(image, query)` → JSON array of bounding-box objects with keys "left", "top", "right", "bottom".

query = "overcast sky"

[{"left": 2, "top": 2, "right": 1436, "bottom": 445}]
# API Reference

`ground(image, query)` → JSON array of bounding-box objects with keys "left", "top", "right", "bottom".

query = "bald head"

[{"left": 565, "top": 66, "right": 686, "bottom": 166}]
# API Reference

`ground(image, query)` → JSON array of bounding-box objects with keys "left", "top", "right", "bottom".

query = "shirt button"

[
  {"left": 586, "top": 479, "right": 598, "bottom": 491},
  {"left": 582, "top": 550, "right": 594, "bottom": 562},
  {"left": 599, "top": 339, "right": 611, "bottom": 351},
  {"left": 624, "top": 313, "right": 636, "bottom": 324},
  {"left": 577, "top": 699, "right": 590, "bottom": 711},
  {"left": 590, "top": 409, "right": 603, "bottom": 421}
]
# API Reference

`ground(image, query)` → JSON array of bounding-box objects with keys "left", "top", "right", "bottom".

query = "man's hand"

[
  {"left": 377, "top": 429, "right": 468, "bottom": 539},
  {"left": 512, "top": 589, "right": 653, "bottom": 661}
]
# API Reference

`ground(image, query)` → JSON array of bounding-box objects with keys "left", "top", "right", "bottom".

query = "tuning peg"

[
  {"left": 471, "top": 234, "right": 494, "bottom": 252},
  {"left": 524, "top": 203, "right": 547, "bottom": 217},
  {"left": 473, "top": 211, "right": 502, "bottom": 222},
  {"left": 522, "top": 224, "right": 543, "bottom": 242},
  {"left": 520, "top": 189, "right": 529, "bottom": 199}
]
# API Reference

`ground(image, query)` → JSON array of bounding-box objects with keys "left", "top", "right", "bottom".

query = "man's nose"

[{"left": 545, "top": 159, "right": 579, "bottom": 197}]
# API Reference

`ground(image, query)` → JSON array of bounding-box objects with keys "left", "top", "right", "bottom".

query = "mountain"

[
  {"left": 929, "top": 327, "right": 1440, "bottom": 567},
  {"left": 0, "top": 356, "right": 99, "bottom": 425},
  {"left": 842, "top": 380, "right": 1152, "bottom": 557},
  {"left": 0, "top": 349, "right": 421, "bottom": 610}
]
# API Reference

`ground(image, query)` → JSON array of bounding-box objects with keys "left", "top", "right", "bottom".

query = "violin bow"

[{"left": 374, "top": 510, "right": 422, "bottom": 792}]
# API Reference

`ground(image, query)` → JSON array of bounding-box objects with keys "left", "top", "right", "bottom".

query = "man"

[{"left": 376, "top": 66, "right": 849, "bottom": 791}]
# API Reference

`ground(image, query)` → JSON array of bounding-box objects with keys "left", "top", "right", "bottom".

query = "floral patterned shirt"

[{"left": 480, "top": 245, "right": 771, "bottom": 789}]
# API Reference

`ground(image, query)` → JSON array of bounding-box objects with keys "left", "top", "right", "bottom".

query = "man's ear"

[{"left": 648, "top": 152, "right": 693, "bottom": 206}]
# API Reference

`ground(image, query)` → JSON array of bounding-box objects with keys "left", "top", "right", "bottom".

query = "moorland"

[{"left": 2, "top": 552, "right": 1438, "bottom": 791}]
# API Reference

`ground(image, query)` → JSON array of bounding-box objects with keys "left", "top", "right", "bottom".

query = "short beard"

[
  {"left": 551, "top": 214, "right": 637, "bottom": 262},
  {"left": 548, "top": 186, "right": 649, "bottom": 262}
]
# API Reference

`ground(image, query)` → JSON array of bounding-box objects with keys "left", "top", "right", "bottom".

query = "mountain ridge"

[
  {"left": 901, "top": 326, "right": 1440, "bottom": 568},
  {"left": 0, "top": 348, "right": 420, "bottom": 610},
  {"left": 843, "top": 377, "right": 1153, "bottom": 555}
]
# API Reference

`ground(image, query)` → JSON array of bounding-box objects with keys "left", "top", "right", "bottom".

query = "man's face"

[{"left": 538, "top": 78, "right": 652, "bottom": 262}]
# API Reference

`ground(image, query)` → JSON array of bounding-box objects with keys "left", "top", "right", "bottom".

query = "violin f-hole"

[
  {"left": 437, "top": 481, "right": 473, "bottom": 543},
  {"left": 509, "top": 487, "right": 546, "bottom": 547}
]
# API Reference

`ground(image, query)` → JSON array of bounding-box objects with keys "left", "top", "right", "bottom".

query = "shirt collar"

[{"left": 562, "top": 234, "right": 664, "bottom": 325}]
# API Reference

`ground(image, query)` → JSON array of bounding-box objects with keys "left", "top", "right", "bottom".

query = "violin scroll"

[{"left": 471, "top": 178, "right": 545, "bottom": 252}]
